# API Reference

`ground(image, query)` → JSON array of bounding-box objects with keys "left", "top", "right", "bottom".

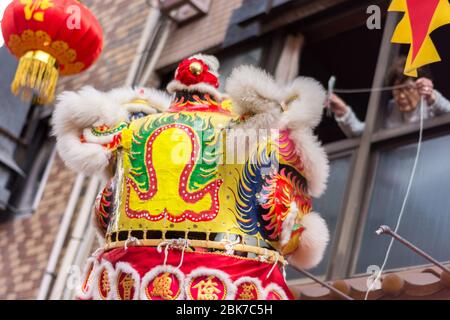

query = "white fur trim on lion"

[
  {"left": 287, "top": 212, "right": 330, "bottom": 270},
  {"left": 233, "top": 277, "right": 265, "bottom": 300},
  {"left": 122, "top": 103, "right": 159, "bottom": 115},
  {"left": 92, "top": 260, "right": 116, "bottom": 300},
  {"left": 225, "top": 65, "right": 285, "bottom": 117},
  {"left": 77, "top": 257, "right": 98, "bottom": 300},
  {"left": 56, "top": 132, "right": 112, "bottom": 177},
  {"left": 108, "top": 86, "right": 171, "bottom": 115},
  {"left": 52, "top": 85, "right": 171, "bottom": 177},
  {"left": 279, "top": 77, "right": 326, "bottom": 130},
  {"left": 115, "top": 262, "right": 141, "bottom": 300},
  {"left": 52, "top": 86, "right": 124, "bottom": 177},
  {"left": 225, "top": 66, "right": 329, "bottom": 196},
  {"left": 52, "top": 86, "right": 127, "bottom": 134},
  {"left": 263, "top": 283, "right": 289, "bottom": 300},
  {"left": 277, "top": 77, "right": 329, "bottom": 196},
  {"left": 287, "top": 129, "right": 329, "bottom": 197}
]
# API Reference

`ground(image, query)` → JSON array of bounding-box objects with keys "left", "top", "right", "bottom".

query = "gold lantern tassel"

[{"left": 11, "top": 50, "right": 59, "bottom": 105}]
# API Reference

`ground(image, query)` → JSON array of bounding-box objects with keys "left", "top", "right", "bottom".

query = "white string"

[
  {"left": 266, "top": 252, "right": 280, "bottom": 280},
  {"left": 259, "top": 248, "right": 269, "bottom": 263},
  {"left": 326, "top": 82, "right": 409, "bottom": 118},
  {"left": 364, "top": 96, "right": 425, "bottom": 300},
  {"left": 157, "top": 239, "right": 172, "bottom": 266},
  {"left": 92, "top": 247, "right": 104, "bottom": 258},
  {"left": 124, "top": 236, "right": 140, "bottom": 250},
  {"left": 175, "top": 240, "right": 189, "bottom": 271},
  {"left": 157, "top": 239, "right": 190, "bottom": 268},
  {"left": 334, "top": 83, "right": 409, "bottom": 94},
  {"left": 222, "top": 238, "right": 241, "bottom": 255},
  {"left": 164, "top": 242, "right": 170, "bottom": 266},
  {"left": 282, "top": 261, "right": 287, "bottom": 280}
]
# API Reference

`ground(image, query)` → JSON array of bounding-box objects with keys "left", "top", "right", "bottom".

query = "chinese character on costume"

[{"left": 52, "top": 54, "right": 331, "bottom": 300}]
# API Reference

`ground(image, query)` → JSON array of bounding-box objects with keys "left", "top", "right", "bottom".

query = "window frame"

[
  {"left": 319, "top": 12, "right": 450, "bottom": 279},
  {"left": 321, "top": 150, "right": 357, "bottom": 280},
  {"left": 348, "top": 126, "right": 450, "bottom": 276},
  {"left": 4, "top": 105, "right": 56, "bottom": 217}
]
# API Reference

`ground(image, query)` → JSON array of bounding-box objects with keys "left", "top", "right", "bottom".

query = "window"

[
  {"left": 7, "top": 107, "right": 55, "bottom": 217},
  {"left": 0, "top": 47, "right": 31, "bottom": 212},
  {"left": 333, "top": 16, "right": 450, "bottom": 279},
  {"left": 277, "top": 2, "right": 450, "bottom": 282},
  {"left": 355, "top": 134, "right": 450, "bottom": 274},
  {"left": 0, "top": 47, "right": 55, "bottom": 218}
]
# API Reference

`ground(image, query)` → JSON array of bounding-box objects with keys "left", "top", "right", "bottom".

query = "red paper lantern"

[{"left": 1, "top": 0, "right": 103, "bottom": 104}]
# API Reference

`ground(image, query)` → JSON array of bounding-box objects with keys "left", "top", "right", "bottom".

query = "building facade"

[{"left": 1, "top": 0, "right": 450, "bottom": 299}]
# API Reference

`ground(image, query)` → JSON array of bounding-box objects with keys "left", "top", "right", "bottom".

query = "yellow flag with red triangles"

[{"left": 389, "top": 0, "right": 450, "bottom": 76}]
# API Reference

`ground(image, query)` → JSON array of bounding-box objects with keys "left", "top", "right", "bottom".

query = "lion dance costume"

[{"left": 52, "top": 54, "right": 330, "bottom": 300}]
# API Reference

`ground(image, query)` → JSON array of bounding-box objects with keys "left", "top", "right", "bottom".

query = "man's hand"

[
  {"left": 328, "top": 93, "right": 349, "bottom": 118},
  {"left": 416, "top": 77, "right": 437, "bottom": 105}
]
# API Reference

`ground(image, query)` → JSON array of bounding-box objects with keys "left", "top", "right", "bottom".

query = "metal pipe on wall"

[
  {"left": 36, "top": 173, "right": 85, "bottom": 300},
  {"left": 49, "top": 177, "right": 101, "bottom": 300},
  {"left": 138, "top": 19, "right": 174, "bottom": 87},
  {"left": 126, "top": 0, "right": 162, "bottom": 87},
  {"left": 63, "top": 222, "right": 98, "bottom": 300}
]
